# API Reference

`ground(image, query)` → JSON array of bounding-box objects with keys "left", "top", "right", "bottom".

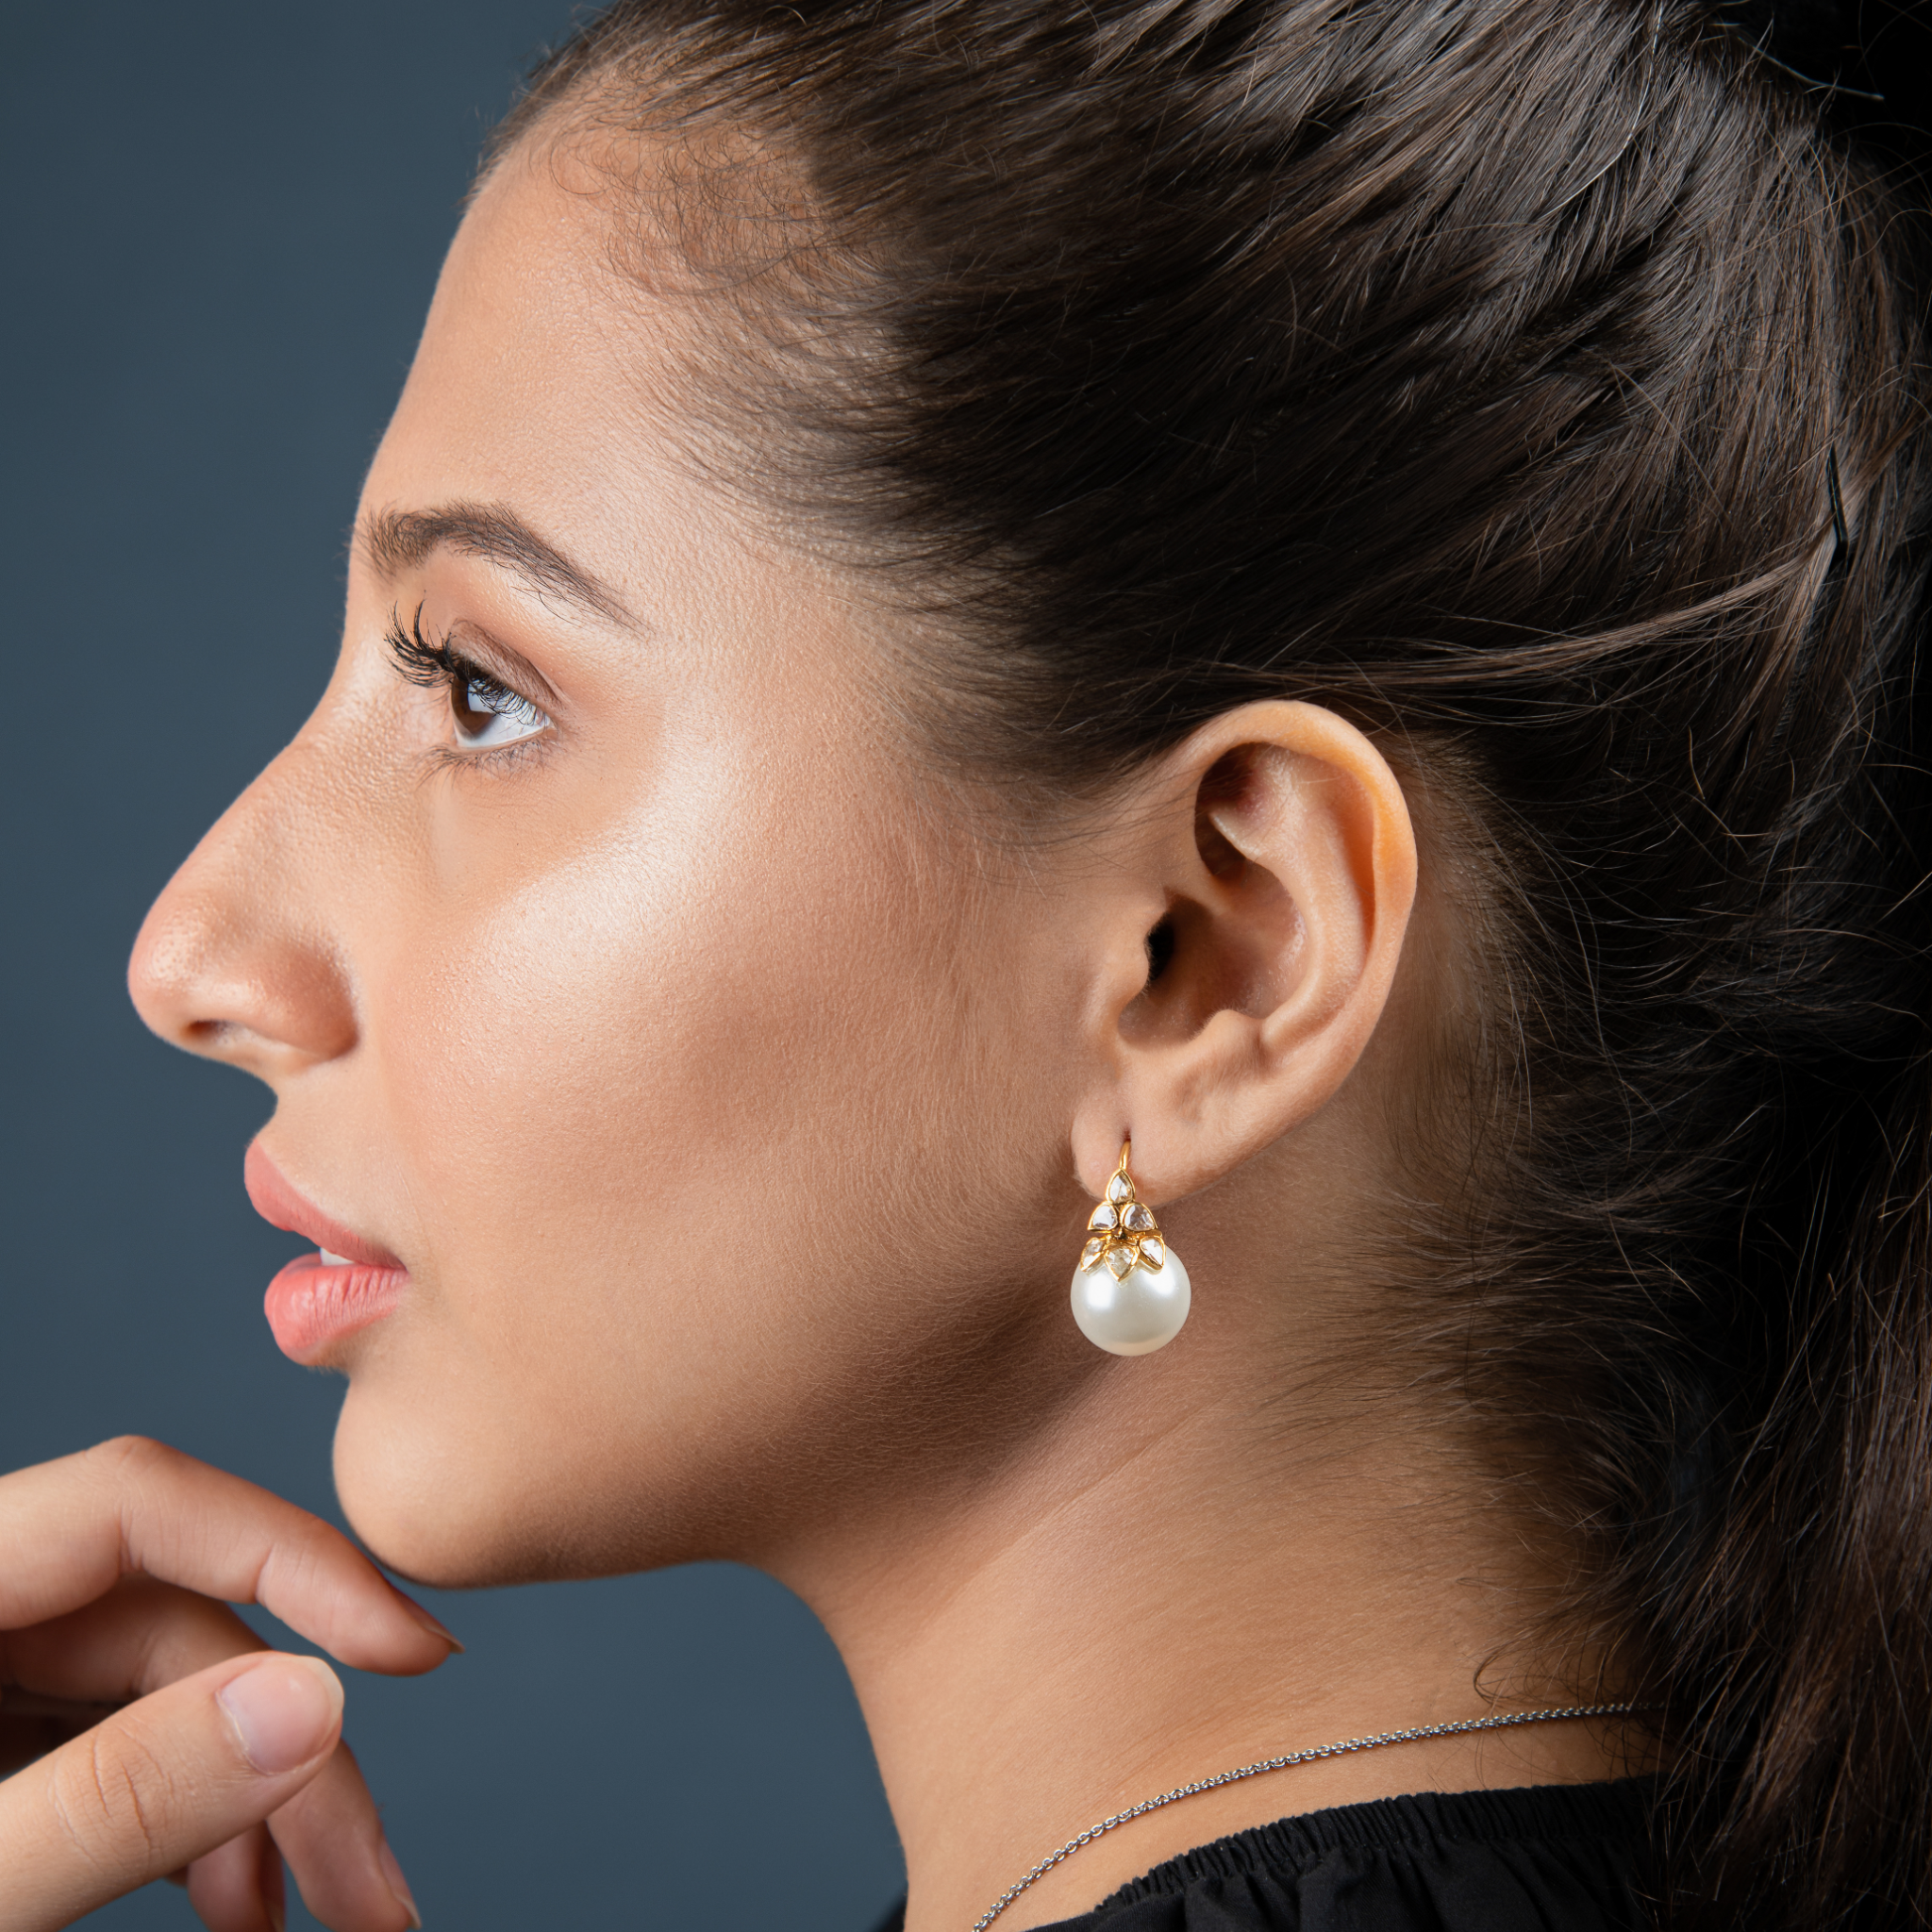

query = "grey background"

[{"left": 0, "top": 6, "right": 904, "bottom": 1928}]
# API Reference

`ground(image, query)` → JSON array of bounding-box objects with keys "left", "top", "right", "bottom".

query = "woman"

[{"left": 2, "top": 1, "right": 1926, "bottom": 1927}]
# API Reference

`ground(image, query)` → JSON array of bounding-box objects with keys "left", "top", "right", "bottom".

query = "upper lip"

[{"left": 244, "top": 1141, "right": 405, "bottom": 1270}]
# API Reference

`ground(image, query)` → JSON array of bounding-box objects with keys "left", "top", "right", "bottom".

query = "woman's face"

[{"left": 128, "top": 140, "right": 1098, "bottom": 1589}]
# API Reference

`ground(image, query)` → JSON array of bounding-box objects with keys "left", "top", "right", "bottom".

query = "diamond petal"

[
  {"left": 1124, "top": 1202, "right": 1156, "bottom": 1232},
  {"left": 1080, "top": 1236, "right": 1108, "bottom": 1270},
  {"left": 1088, "top": 1203, "right": 1118, "bottom": 1231},
  {"left": 1105, "top": 1243, "right": 1136, "bottom": 1278},
  {"left": 1107, "top": 1172, "right": 1136, "bottom": 1204},
  {"left": 1138, "top": 1237, "right": 1165, "bottom": 1270}
]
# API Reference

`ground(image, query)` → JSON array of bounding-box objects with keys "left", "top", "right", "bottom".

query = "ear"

[{"left": 1069, "top": 701, "right": 1417, "bottom": 1202}]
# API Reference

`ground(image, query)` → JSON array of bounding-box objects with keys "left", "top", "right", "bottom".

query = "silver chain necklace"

[{"left": 971, "top": 1701, "right": 1641, "bottom": 1931}]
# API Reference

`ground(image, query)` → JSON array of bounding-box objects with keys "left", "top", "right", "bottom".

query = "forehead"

[
  {"left": 363, "top": 144, "right": 696, "bottom": 593},
  {"left": 354, "top": 132, "right": 899, "bottom": 722}
]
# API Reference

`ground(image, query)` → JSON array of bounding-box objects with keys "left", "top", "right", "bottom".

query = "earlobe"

[{"left": 1072, "top": 701, "right": 1417, "bottom": 1203}]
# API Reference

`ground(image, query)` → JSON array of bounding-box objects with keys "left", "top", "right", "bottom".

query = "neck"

[{"left": 777, "top": 1346, "right": 1630, "bottom": 1932}]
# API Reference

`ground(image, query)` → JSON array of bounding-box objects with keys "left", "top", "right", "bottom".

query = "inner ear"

[
  {"left": 1125, "top": 752, "right": 1302, "bottom": 1041},
  {"left": 1144, "top": 915, "right": 1177, "bottom": 985}
]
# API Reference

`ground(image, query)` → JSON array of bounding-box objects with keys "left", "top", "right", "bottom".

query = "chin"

[
  {"left": 331, "top": 1413, "right": 522, "bottom": 1589},
  {"left": 328, "top": 1374, "right": 710, "bottom": 1590},
  {"left": 331, "top": 1386, "right": 578, "bottom": 1589}
]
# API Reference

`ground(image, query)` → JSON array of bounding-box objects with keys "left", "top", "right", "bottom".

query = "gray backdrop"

[{"left": 0, "top": 6, "right": 904, "bottom": 1927}]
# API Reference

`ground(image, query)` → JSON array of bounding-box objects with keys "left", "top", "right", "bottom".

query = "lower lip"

[{"left": 265, "top": 1254, "right": 409, "bottom": 1363}]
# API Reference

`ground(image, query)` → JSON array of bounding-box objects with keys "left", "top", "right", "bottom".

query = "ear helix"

[{"left": 1071, "top": 1139, "right": 1191, "bottom": 1355}]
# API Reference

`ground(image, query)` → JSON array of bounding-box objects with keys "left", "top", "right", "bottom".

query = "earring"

[{"left": 1071, "top": 1139, "right": 1191, "bottom": 1356}]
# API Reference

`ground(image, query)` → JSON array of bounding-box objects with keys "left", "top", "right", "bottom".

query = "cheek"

[
  {"left": 334, "top": 739, "right": 1063, "bottom": 1579},
  {"left": 392, "top": 784, "right": 869, "bottom": 1337}
]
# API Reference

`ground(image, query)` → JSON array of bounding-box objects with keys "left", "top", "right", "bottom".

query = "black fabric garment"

[{"left": 869, "top": 1779, "right": 1654, "bottom": 1932}]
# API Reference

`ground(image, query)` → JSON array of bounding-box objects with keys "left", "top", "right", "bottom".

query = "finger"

[
  {"left": 5, "top": 1583, "right": 419, "bottom": 1927},
  {"left": 0, "top": 1652, "right": 341, "bottom": 1932},
  {"left": 2, "top": 1575, "right": 263, "bottom": 1707},
  {"left": 4, "top": 1584, "right": 260, "bottom": 1707},
  {"left": 0, "top": 1440, "right": 457, "bottom": 1673},
  {"left": 268, "top": 1740, "right": 420, "bottom": 1932},
  {"left": 187, "top": 1824, "right": 281, "bottom": 1932}
]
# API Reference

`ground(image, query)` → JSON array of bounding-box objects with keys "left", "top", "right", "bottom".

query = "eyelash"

[{"left": 384, "top": 605, "right": 552, "bottom": 765}]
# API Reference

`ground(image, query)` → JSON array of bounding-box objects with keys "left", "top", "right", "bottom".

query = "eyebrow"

[{"left": 358, "top": 501, "right": 632, "bottom": 625}]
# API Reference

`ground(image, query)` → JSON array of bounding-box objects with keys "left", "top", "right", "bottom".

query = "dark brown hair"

[{"left": 493, "top": 3, "right": 1932, "bottom": 1923}]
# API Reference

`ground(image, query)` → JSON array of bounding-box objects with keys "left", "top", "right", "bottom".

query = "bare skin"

[{"left": 2, "top": 133, "right": 1634, "bottom": 1931}]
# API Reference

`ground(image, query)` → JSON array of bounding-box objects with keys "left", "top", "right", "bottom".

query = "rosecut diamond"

[
  {"left": 1106, "top": 1244, "right": 1137, "bottom": 1278},
  {"left": 1080, "top": 1236, "right": 1108, "bottom": 1270},
  {"left": 1124, "top": 1203, "right": 1156, "bottom": 1231},
  {"left": 1106, "top": 1172, "right": 1135, "bottom": 1204},
  {"left": 1139, "top": 1237, "right": 1165, "bottom": 1270},
  {"left": 1088, "top": 1203, "right": 1118, "bottom": 1230}
]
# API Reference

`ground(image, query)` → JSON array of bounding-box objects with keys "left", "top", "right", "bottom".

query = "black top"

[{"left": 871, "top": 1780, "right": 1654, "bottom": 1931}]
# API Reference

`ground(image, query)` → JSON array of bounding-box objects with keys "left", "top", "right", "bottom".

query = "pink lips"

[{"left": 245, "top": 1142, "right": 409, "bottom": 1363}]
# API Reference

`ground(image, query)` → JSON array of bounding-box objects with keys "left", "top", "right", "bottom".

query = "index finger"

[{"left": 0, "top": 1438, "right": 456, "bottom": 1674}]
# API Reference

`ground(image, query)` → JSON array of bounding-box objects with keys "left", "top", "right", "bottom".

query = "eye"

[
  {"left": 448, "top": 669, "right": 548, "bottom": 750},
  {"left": 386, "top": 606, "right": 552, "bottom": 757}
]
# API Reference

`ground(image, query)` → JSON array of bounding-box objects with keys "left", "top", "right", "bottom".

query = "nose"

[{"left": 128, "top": 744, "right": 358, "bottom": 1082}]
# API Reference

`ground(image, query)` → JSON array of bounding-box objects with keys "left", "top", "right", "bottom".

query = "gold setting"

[{"left": 1079, "top": 1140, "right": 1166, "bottom": 1280}]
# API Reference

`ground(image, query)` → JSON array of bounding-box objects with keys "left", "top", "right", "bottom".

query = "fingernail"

[
  {"left": 378, "top": 1832, "right": 424, "bottom": 1929},
  {"left": 392, "top": 1590, "right": 465, "bottom": 1654},
  {"left": 216, "top": 1657, "right": 343, "bottom": 1774}
]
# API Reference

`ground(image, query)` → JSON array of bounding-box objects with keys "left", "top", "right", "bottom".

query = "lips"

[{"left": 245, "top": 1142, "right": 409, "bottom": 1363}]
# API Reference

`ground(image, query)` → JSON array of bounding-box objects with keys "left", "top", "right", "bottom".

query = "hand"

[{"left": 0, "top": 1437, "right": 458, "bottom": 1932}]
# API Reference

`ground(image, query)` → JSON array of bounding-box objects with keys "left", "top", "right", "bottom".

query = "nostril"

[
  {"left": 126, "top": 750, "right": 358, "bottom": 1073},
  {"left": 129, "top": 895, "right": 358, "bottom": 1074}
]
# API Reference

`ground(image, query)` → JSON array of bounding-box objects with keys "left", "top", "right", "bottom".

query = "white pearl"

[{"left": 1070, "top": 1245, "right": 1191, "bottom": 1356}]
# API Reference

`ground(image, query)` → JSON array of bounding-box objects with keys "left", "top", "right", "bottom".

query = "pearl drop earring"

[{"left": 1071, "top": 1139, "right": 1191, "bottom": 1355}]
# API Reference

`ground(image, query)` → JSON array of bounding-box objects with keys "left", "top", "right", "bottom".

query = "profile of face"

[{"left": 127, "top": 129, "right": 1417, "bottom": 1604}]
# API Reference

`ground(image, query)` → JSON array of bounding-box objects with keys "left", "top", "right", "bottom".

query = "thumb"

[{"left": 0, "top": 1653, "right": 342, "bottom": 1932}]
